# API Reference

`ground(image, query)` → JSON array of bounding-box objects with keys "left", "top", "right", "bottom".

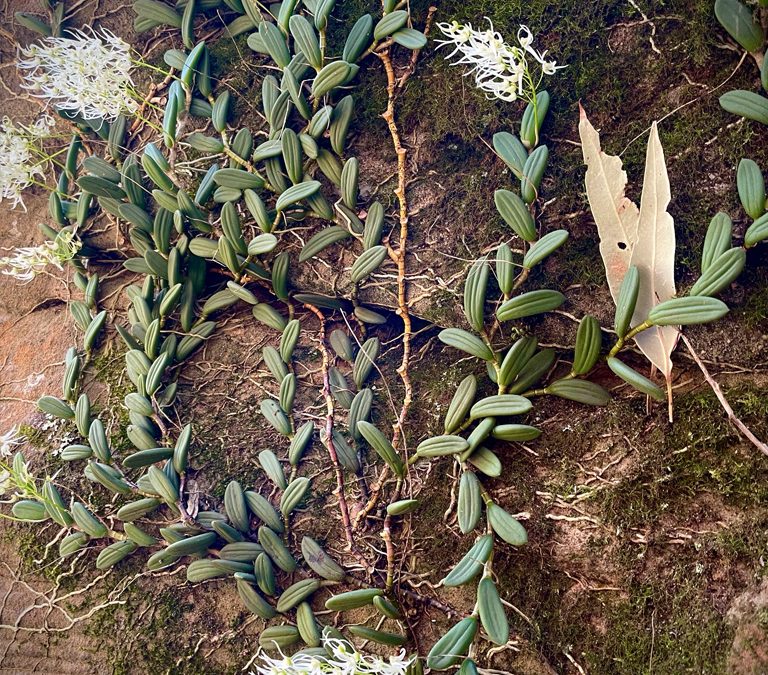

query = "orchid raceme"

[
  {"left": 0, "top": 429, "right": 21, "bottom": 459},
  {"left": 0, "top": 230, "right": 81, "bottom": 282},
  {"left": 0, "top": 451, "right": 36, "bottom": 500},
  {"left": 253, "top": 635, "right": 414, "bottom": 675},
  {"left": 0, "top": 432, "right": 24, "bottom": 499},
  {"left": 0, "top": 115, "right": 53, "bottom": 210},
  {"left": 435, "top": 19, "right": 565, "bottom": 102},
  {"left": 17, "top": 28, "right": 138, "bottom": 121}
]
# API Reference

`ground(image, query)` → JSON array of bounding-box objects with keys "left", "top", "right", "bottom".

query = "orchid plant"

[
  {"left": 435, "top": 18, "right": 564, "bottom": 144},
  {"left": 0, "top": 3, "right": 752, "bottom": 674}
]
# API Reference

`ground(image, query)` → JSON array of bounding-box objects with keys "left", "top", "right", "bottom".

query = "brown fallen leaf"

[
  {"left": 578, "top": 104, "right": 639, "bottom": 301},
  {"left": 630, "top": 121, "right": 679, "bottom": 389},
  {"left": 579, "top": 108, "right": 680, "bottom": 415}
]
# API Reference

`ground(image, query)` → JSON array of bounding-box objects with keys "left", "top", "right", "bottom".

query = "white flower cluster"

[
  {"left": 254, "top": 635, "right": 413, "bottom": 675},
  {"left": 0, "top": 115, "right": 53, "bottom": 210},
  {"left": 0, "top": 430, "right": 23, "bottom": 497},
  {"left": 0, "top": 229, "right": 81, "bottom": 282},
  {"left": 0, "top": 466, "right": 11, "bottom": 498},
  {"left": 17, "top": 28, "right": 137, "bottom": 121},
  {"left": 0, "top": 429, "right": 21, "bottom": 459},
  {"left": 435, "top": 19, "right": 565, "bottom": 102}
]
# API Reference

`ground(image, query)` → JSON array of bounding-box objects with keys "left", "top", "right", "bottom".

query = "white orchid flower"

[
  {"left": 17, "top": 27, "right": 137, "bottom": 121},
  {"left": 435, "top": 17, "right": 565, "bottom": 103},
  {"left": 0, "top": 230, "right": 81, "bottom": 282},
  {"left": 252, "top": 633, "right": 414, "bottom": 675},
  {"left": 0, "top": 115, "right": 53, "bottom": 210}
]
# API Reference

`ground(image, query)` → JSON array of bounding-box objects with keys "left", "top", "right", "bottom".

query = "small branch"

[
  {"left": 220, "top": 131, "right": 273, "bottom": 191},
  {"left": 608, "top": 320, "right": 653, "bottom": 359},
  {"left": 377, "top": 48, "right": 413, "bottom": 457},
  {"left": 681, "top": 334, "right": 768, "bottom": 457}
]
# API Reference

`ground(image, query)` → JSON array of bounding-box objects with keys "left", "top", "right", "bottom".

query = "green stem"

[
  {"left": 220, "top": 131, "right": 274, "bottom": 191},
  {"left": 607, "top": 320, "right": 653, "bottom": 359}
]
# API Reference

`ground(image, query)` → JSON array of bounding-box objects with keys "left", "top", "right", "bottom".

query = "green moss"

[
  {"left": 416, "top": 288, "right": 456, "bottom": 326},
  {"left": 85, "top": 584, "right": 222, "bottom": 675},
  {"left": 714, "top": 511, "right": 768, "bottom": 571},
  {"left": 737, "top": 249, "right": 768, "bottom": 328},
  {"left": 209, "top": 35, "right": 260, "bottom": 111},
  {"left": 549, "top": 577, "right": 732, "bottom": 674},
  {"left": 385, "top": 0, "right": 765, "bottom": 297},
  {"left": 541, "top": 234, "right": 605, "bottom": 288},
  {"left": 91, "top": 351, "right": 133, "bottom": 454},
  {"left": 180, "top": 396, "right": 269, "bottom": 499},
  {"left": 490, "top": 525, "right": 734, "bottom": 674},
  {"left": 17, "top": 423, "right": 51, "bottom": 450},
  {"left": 598, "top": 386, "right": 768, "bottom": 531},
  {"left": 4, "top": 3, "right": 767, "bottom": 673},
  {"left": 346, "top": 66, "right": 389, "bottom": 136},
  {"left": 4, "top": 526, "right": 60, "bottom": 581},
  {"left": 471, "top": 378, "right": 767, "bottom": 672}
]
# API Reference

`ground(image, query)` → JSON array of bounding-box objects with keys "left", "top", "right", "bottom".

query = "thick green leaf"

[
  {"left": 357, "top": 421, "right": 404, "bottom": 476},
  {"left": 520, "top": 144, "right": 548, "bottom": 203},
  {"left": 494, "top": 189, "right": 536, "bottom": 241},
  {"left": 702, "top": 213, "right": 733, "bottom": 271},
  {"left": 607, "top": 357, "right": 665, "bottom": 400},
  {"left": 463, "top": 256, "right": 489, "bottom": 332},
  {"left": 523, "top": 229, "right": 569, "bottom": 269},
  {"left": 299, "top": 226, "right": 350, "bottom": 262},
  {"left": 487, "top": 503, "right": 527, "bottom": 546},
  {"left": 647, "top": 297, "right": 729, "bottom": 325},
  {"left": 426, "top": 618, "right": 477, "bottom": 670},
  {"left": 493, "top": 131, "right": 526, "bottom": 178},
  {"left": 737, "top": 158, "right": 766, "bottom": 219},
  {"left": 392, "top": 27, "right": 427, "bottom": 49},
  {"left": 470, "top": 394, "right": 532, "bottom": 418},
  {"left": 443, "top": 535, "right": 493, "bottom": 587},
  {"left": 571, "top": 315, "right": 602, "bottom": 375},
  {"left": 416, "top": 435, "right": 469, "bottom": 458},
  {"left": 497, "top": 289, "right": 565, "bottom": 321},
  {"left": 350, "top": 245, "right": 387, "bottom": 283},
  {"left": 614, "top": 266, "right": 639, "bottom": 338},
  {"left": 720, "top": 90, "right": 768, "bottom": 125},
  {"left": 477, "top": 577, "right": 509, "bottom": 645},
  {"left": 457, "top": 471, "right": 482, "bottom": 534},
  {"left": 745, "top": 211, "right": 768, "bottom": 247},
  {"left": 545, "top": 379, "right": 610, "bottom": 406},
  {"left": 689, "top": 247, "right": 745, "bottom": 297},
  {"left": 275, "top": 180, "right": 321, "bottom": 211},
  {"left": 439, "top": 328, "right": 494, "bottom": 361},
  {"left": 715, "top": 0, "right": 764, "bottom": 51},
  {"left": 444, "top": 375, "right": 477, "bottom": 434}
]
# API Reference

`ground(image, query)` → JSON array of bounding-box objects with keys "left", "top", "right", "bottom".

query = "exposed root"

[
  {"left": 304, "top": 303, "right": 370, "bottom": 570},
  {"left": 353, "top": 7, "right": 436, "bottom": 533}
]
